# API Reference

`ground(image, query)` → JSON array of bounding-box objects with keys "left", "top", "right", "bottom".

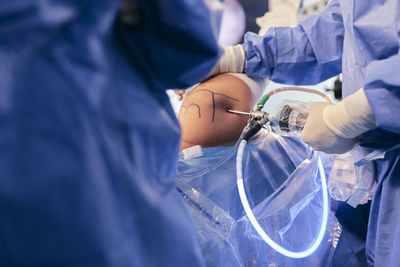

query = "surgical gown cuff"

[
  {"left": 243, "top": 32, "right": 273, "bottom": 78},
  {"left": 213, "top": 45, "right": 245, "bottom": 75},
  {"left": 323, "top": 88, "right": 376, "bottom": 138},
  {"left": 226, "top": 45, "right": 245, "bottom": 73}
]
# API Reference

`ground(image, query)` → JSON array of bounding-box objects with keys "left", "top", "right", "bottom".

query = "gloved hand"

[
  {"left": 302, "top": 89, "right": 376, "bottom": 154},
  {"left": 256, "top": 0, "right": 300, "bottom": 35},
  {"left": 302, "top": 102, "right": 357, "bottom": 154},
  {"left": 208, "top": 44, "right": 245, "bottom": 77}
]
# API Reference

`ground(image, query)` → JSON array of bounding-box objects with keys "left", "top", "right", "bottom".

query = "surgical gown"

[
  {"left": 0, "top": 0, "right": 221, "bottom": 266},
  {"left": 242, "top": 0, "right": 400, "bottom": 266}
]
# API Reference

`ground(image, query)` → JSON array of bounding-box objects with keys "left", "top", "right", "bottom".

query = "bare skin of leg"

[{"left": 179, "top": 74, "right": 254, "bottom": 150}]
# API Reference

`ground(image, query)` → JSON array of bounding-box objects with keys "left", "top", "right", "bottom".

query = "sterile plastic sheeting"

[
  {"left": 329, "top": 144, "right": 376, "bottom": 207},
  {"left": 176, "top": 129, "right": 341, "bottom": 266}
]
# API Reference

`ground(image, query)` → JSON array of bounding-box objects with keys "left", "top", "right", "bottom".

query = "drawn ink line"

[
  {"left": 181, "top": 103, "right": 201, "bottom": 118},
  {"left": 189, "top": 89, "right": 239, "bottom": 121}
]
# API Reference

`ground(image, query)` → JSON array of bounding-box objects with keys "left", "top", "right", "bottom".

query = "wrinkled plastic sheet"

[{"left": 176, "top": 129, "right": 341, "bottom": 266}]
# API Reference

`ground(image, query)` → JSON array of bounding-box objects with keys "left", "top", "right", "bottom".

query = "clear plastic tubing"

[
  {"left": 236, "top": 139, "right": 329, "bottom": 259},
  {"left": 267, "top": 87, "right": 333, "bottom": 104}
]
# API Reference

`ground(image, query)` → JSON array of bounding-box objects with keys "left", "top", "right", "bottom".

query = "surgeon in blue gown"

[
  {"left": 211, "top": 0, "right": 400, "bottom": 266},
  {"left": 0, "top": 0, "right": 221, "bottom": 266}
]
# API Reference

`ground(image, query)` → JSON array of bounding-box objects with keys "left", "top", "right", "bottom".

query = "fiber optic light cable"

[{"left": 236, "top": 139, "right": 329, "bottom": 258}]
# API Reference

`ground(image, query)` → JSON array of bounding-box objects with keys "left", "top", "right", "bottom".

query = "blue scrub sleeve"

[
  {"left": 364, "top": 54, "right": 400, "bottom": 134},
  {"left": 116, "top": 0, "right": 222, "bottom": 89},
  {"left": 243, "top": 0, "right": 344, "bottom": 85}
]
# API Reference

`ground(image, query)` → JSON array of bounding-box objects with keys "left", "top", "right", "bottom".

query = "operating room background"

[
  {"left": 168, "top": 0, "right": 337, "bottom": 115},
  {"left": 168, "top": 0, "right": 338, "bottom": 114}
]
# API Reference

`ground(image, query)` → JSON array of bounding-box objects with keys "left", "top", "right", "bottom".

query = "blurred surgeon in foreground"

[
  {"left": 212, "top": 0, "right": 400, "bottom": 265},
  {"left": 0, "top": 0, "right": 221, "bottom": 266}
]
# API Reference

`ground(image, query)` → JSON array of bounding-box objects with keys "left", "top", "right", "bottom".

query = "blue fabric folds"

[{"left": 0, "top": 0, "right": 221, "bottom": 266}]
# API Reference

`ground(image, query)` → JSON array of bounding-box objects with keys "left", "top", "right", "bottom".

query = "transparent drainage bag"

[{"left": 176, "top": 128, "right": 341, "bottom": 266}]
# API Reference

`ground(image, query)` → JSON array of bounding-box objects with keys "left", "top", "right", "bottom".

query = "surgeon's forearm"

[
  {"left": 243, "top": 0, "right": 344, "bottom": 85},
  {"left": 363, "top": 54, "right": 400, "bottom": 134}
]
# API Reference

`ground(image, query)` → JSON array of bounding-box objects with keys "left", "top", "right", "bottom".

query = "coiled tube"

[{"left": 236, "top": 139, "right": 329, "bottom": 258}]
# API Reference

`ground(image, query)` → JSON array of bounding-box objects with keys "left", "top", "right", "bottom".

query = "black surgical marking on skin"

[
  {"left": 181, "top": 103, "right": 201, "bottom": 118},
  {"left": 188, "top": 89, "right": 239, "bottom": 122}
]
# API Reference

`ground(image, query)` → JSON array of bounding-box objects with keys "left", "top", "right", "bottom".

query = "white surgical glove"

[
  {"left": 302, "top": 89, "right": 376, "bottom": 154},
  {"left": 256, "top": 0, "right": 300, "bottom": 35},
  {"left": 209, "top": 44, "right": 245, "bottom": 77}
]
